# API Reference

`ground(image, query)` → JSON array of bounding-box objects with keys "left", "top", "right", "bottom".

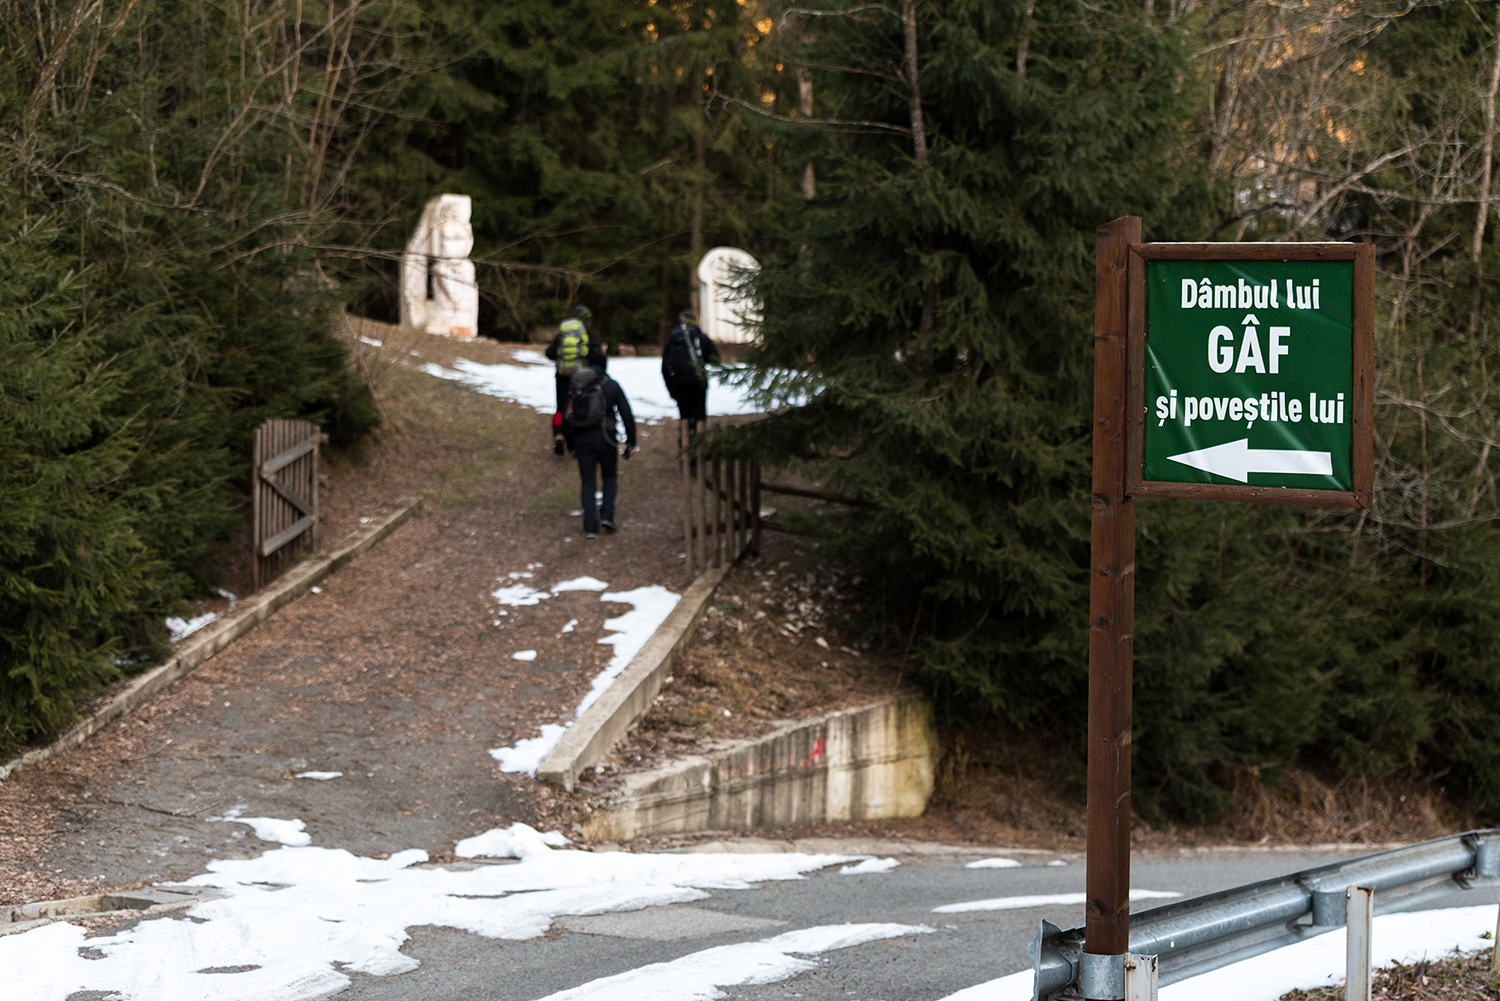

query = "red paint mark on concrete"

[{"left": 800, "top": 738, "right": 826, "bottom": 768}]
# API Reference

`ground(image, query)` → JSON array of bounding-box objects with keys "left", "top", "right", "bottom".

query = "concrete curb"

[
  {"left": 537, "top": 563, "right": 732, "bottom": 792},
  {"left": 0, "top": 886, "right": 226, "bottom": 937},
  {"left": 0, "top": 498, "right": 423, "bottom": 781}
]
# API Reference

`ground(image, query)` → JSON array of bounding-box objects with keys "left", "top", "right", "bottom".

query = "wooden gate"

[
  {"left": 252, "top": 419, "right": 320, "bottom": 590},
  {"left": 681, "top": 419, "right": 760, "bottom": 577}
]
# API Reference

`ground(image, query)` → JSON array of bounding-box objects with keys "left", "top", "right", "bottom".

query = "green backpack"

[{"left": 556, "top": 318, "right": 590, "bottom": 375}]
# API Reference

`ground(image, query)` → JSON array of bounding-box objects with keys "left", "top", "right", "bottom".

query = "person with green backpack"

[{"left": 545, "top": 304, "right": 603, "bottom": 455}]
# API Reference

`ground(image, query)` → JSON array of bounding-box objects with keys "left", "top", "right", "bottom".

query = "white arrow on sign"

[{"left": 1167, "top": 439, "right": 1333, "bottom": 483}]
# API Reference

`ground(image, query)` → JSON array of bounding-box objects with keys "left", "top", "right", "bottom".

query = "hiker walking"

[
  {"left": 545, "top": 305, "right": 602, "bottom": 455},
  {"left": 661, "top": 309, "right": 720, "bottom": 436},
  {"left": 562, "top": 357, "right": 638, "bottom": 539}
]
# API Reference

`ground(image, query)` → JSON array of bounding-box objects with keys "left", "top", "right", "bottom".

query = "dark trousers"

[
  {"left": 554, "top": 375, "right": 572, "bottom": 420},
  {"left": 668, "top": 379, "right": 708, "bottom": 431},
  {"left": 575, "top": 442, "right": 618, "bottom": 533}
]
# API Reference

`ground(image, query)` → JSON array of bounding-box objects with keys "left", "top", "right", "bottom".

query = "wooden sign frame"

[{"left": 1124, "top": 241, "right": 1375, "bottom": 509}]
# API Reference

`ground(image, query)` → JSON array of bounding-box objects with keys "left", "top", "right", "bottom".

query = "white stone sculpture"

[
  {"left": 696, "top": 247, "right": 761, "bottom": 345},
  {"left": 401, "top": 194, "right": 479, "bottom": 339}
]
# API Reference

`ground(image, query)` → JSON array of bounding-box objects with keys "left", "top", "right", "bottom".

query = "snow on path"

[
  {"left": 421, "top": 350, "right": 766, "bottom": 420},
  {"left": 965, "top": 858, "right": 1022, "bottom": 869},
  {"left": 488, "top": 578, "right": 680, "bottom": 775},
  {"left": 932, "top": 889, "right": 1180, "bottom": 913},
  {"left": 936, "top": 904, "right": 1500, "bottom": 1001},
  {"left": 207, "top": 806, "right": 311, "bottom": 847},
  {"left": 2, "top": 823, "right": 863, "bottom": 1001},
  {"left": 527, "top": 923, "right": 934, "bottom": 1001}
]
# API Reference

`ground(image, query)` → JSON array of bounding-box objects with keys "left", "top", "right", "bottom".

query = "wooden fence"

[
  {"left": 252, "top": 419, "right": 320, "bottom": 590},
  {"left": 680, "top": 419, "right": 760, "bottom": 577}
]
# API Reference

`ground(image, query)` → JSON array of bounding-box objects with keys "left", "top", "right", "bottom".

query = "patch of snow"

[
  {"left": 294, "top": 772, "right": 343, "bottom": 781},
  {"left": 838, "top": 857, "right": 899, "bottom": 875},
  {"left": 937, "top": 905, "right": 1499, "bottom": 1001},
  {"left": 310, "top": 586, "right": 322, "bottom": 594},
  {"left": 509, "top": 571, "right": 534, "bottom": 579},
  {"left": 551, "top": 576, "right": 609, "bottom": 592},
  {"left": 528, "top": 923, "right": 934, "bottom": 1001},
  {"left": 1, "top": 829, "right": 867, "bottom": 1001},
  {"left": 965, "top": 858, "right": 1022, "bottom": 869},
  {"left": 214, "top": 588, "right": 238, "bottom": 606},
  {"left": 490, "top": 724, "right": 569, "bottom": 774},
  {"left": 513, "top": 650, "right": 537, "bottom": 661},
  {"left": 577, "top": 586, "right": 680, "bottom": 715},
  {"left": 165, "top": 612, "right": 217, "bottom": 643},
  {"left": 570, "top": 509, "right": 583, "bottom": 516},
  {"left": 932, "top": 889, "right": 1180, "bottom": 914},
  {"left": 560, "top": 619, "right": 578, "bottom": 634},
  {"left": 421, "top": 354, "right": 776, "bottom": 420},
  {"left": 210, "top": 816, "right": 311, "bottom": 847},
  {"left": 936, "top": 969, "right": 1033, "bottom": 1001},
  {"left": 455, "top": 823, "right": 570, "bottom": 859},
  {"left": 359, "top": 335, "right": 383, "bottom": 347},
  {"left": 1047, "top": 859, "right": 1069, "bottom": 866},
  {"left": 493, "top": 583, "right": 550, "bottom": 607},
  {"left": 487, "top": 583, "right": 681, "bottom": 774}
]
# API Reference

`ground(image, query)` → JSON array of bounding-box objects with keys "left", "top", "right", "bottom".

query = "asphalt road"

[{"left": 332, "top": 846, "right": 1497, "bottom": 1001}]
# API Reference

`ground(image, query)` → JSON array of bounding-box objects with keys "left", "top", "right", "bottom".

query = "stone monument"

[
  {"left": 695, "top": 246, "right": 761, "bottom": 344},
  {"left": 401, "top": 194, "right": 478, "bottom": 339}
]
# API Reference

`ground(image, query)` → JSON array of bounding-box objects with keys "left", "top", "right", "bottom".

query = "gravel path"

[{"left": 0, "top": 356, "right": 692, "bottom": 902}]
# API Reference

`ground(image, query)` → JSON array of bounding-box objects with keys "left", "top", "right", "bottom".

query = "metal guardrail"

[{"left": 1030, "top": 829, "right": 1500, "bottom": 1000}]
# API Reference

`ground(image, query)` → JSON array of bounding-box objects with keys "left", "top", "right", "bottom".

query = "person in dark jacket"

[
  {"left": 661, "top": 310, "right": 720, "bottom": 435},
  {"left": 544, "top": 305, "right": 604, "bottom": 455},
  {"left": 562, "top": 357, "right": 638, "bottom": 538}
]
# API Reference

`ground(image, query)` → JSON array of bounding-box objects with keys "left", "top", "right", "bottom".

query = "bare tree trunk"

[
  {"left": 798, "top": 68, "right": 816, "bottom": 197},
  {"left": 1015, "top": 0, "right": 1034, "bottom": 84},
  {"left": 901, "top": 0, "right": 933, "bottom": 333},
  {"left": 1469, "top": 6, "right": 1500, "bottom": 336},
  {"left": 689, "top": 89, "right": 706, "bottom": 315},
  {"left": 902, "top": 0, "right": 926, "bottom": 168}
]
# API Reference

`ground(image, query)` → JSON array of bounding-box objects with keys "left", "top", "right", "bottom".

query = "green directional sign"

[{"left": 1142, "top": 259, "right": 1354, "bottom": 490}]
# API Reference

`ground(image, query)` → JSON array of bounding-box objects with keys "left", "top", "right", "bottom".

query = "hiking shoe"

[
  {"left": 552, "top": 436, "right": 566, "bottom": 456},
  {"left": 600, "top": 520, "right": 617, "bottom": 533},
  {"left": 585, "top": 531, "right": 599, "bottom": 539}
]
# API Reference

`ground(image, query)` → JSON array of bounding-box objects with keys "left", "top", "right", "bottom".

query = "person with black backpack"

[
  {"left": 661, "top": 309, "right": 720, "bottom": 436},
  {"left": 562, "top": 357, "right": 638, "bottom": 539}
]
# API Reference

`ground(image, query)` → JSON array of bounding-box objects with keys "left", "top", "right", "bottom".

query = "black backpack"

[
  {"left": 663, "top": 325, "right": 706, "bottom": 385},
  {"left": 564, "top": 370, "right": 608, "bottom": 432}
]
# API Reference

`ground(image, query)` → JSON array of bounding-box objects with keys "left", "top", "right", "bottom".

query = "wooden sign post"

[{"left": 1083, "top": 218, "right": 1374, "bottom": 1001}]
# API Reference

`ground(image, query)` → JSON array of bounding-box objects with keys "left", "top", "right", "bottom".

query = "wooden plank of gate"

[
  {"left": 687, "top": 420, "right": 696, "bottom": 579},
  {"left": 260, "top": 514, "right": 316, "bottom": 557},
  {"left": 251, "top": 425, "right": 262, "bottom": 591},
  {"left": 259, "top": 435, "right": 317, "bottom": 477}
]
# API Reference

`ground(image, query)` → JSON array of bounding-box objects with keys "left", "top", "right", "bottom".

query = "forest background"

[{"left": 4, "top": 0, "right": 1500, "bottom": 827}]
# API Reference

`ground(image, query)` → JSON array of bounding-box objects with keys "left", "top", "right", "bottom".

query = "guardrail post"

[
  {"left": 1346, "top": 886, "right": 1373, "bottom": 1001},
  {"left": 1123, "top": 954, "right": 1157, "bottom": 1001}
]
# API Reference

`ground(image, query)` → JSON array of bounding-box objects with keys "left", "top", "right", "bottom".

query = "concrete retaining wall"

[{"left": 581, "top": 695, "right": 935, "bottom": 842}]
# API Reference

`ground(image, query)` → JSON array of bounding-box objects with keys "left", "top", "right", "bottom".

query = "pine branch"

[{"left": 713, "top": 93, "right": 911, "bottom": 135}]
